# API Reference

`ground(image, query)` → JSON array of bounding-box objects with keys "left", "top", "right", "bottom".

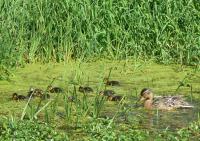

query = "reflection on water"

[
  {"left": 102, "top": 98, "right": 200, "bottom": 131},
  {"left": 127, "top": 105, "right": 200, "bottom": 130}
]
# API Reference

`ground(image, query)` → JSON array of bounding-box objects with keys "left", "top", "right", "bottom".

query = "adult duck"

[{"left": 140, "top": 88, "right": 193, "bottom": 110}]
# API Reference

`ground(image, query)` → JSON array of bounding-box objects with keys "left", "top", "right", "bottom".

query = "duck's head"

[
  {"left": 12, "top": 93, "right": 18, "bottom": 100},
  {"left": 140, "top": 88, "right": 153, "bottom": 102},
  {"left": 99, "top": 91, "right": 104, "bottom": 96},
  {"left": 13, "top": 92, "right": 18, "bottom": 96},
  {"left": 12, "top": 93, "right": 18, "bottom": 98},
  {"left": 139, "top": 88, "right": 154, "bottom": 109},
  {"left": 107, "top": 95, "right": 114, "bottom": 101},
  {"left": 29, "top": 87, "right": 35, "bottom": 92},
  {"left": 47, "top": 85, "right": 53, "bottom": 90},
  {"left": 79, "top": 86, "right": 84, "bottom": 91},
  {"left": 103, "top": 77, "right": 109, "bottom": 82}
]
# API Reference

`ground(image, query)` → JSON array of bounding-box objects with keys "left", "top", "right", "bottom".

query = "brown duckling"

[
  {"left": 140, "top": 88, "right": 194, "bottom": 110},
  {"left": 79, "top": 86, "right": 93, "bottom": 93},
  {"left": 104, "top": 78, "right": 120, "bottom": 86},
  {"left": 12, "top": 93, "right": 19, "bottom": 100},
  {"left": 99, "top": 90, "right": 115, "bottom": 97},
  {"left": 27, "top": 87, "right": 44, "bottom": 98},
  {"left": 47, "top": 85, "right": 63, "bottom": 93},
  {"left": 107, "top": 95, "right": 123, "bottom": 101},
  {"left": 68, "top": 96, "right": 76, "bottom": 102},
  {"left": 12, "top": 93, "right": 27, "bottom": 101}
]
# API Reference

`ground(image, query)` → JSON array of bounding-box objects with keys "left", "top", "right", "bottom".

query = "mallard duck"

[
  {"left": 140, "top": 88, "right": 194, "bottom": 110},
  {"left": 27, "top": 87, "right": 44, "bottom": 98},
  {"left": 99, "top": 90, "right": 115, "bottom": 96},
  {"left": 47, "top": 85, "right": 63, "bottom": 93},
  {"left": 79, "top": 86, "right": 93, "bottom": 93},
  {"left": 12, "top": 93, "right": 26, "bottom": 101},
  {"left": 107, "top": 95, "right": 123, "bottom": 101},
  {"left": 104, "top": 78, "right": 120, "bottom": 86}
]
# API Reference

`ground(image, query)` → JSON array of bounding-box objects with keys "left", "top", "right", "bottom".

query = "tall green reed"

[
  {"left": 92, "top": 95, "right": 106, "bottom": 118},
  {"left": 0, "top": 0, "right": 199, "bottom": 69}
]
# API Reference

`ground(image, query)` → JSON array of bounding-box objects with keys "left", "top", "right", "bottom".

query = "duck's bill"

[{"left": 139, "top": 97, "right": 145, "bottom": 102}]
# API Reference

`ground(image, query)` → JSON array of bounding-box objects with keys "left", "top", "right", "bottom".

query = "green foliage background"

[{"left": 0, "top": 0, "right": 199, "bottom": 67}]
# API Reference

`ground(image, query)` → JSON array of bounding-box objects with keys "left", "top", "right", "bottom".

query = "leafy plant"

[{"left": 0, "top": 118, "right": 68, "bottom": 140}]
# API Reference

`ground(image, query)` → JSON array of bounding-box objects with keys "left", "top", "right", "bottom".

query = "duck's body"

[
  {"left": 104, "top": 78, "right": 120, "bottom": 86},
  {"left": 99, "top": 90, "right": 115, "bottom": 97},
  {"left": 48, "top": 85, "right": 63, "bottom": 93},
  {"left": 153, "top": 95, "right": 193, "bottom": 110},
  {"left": 27, "top": 87, "right": 43, "bottom": 98},
  {"left": 140, "top": 88, "right": 193, "bottom": 110},
  {"left": 12, "top": 93, "right": 27, "bottom": 101},
  {"left": 107, "top": 95, "right": 123, "bottom": 101},
  {"left": 106, "top": 81, "right": 120, "bottom": 86},
  {"left": 79, "top": 86, "right": 93, "bottom": 93}
]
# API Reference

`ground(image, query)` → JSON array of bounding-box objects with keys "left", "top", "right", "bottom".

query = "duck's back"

[{"left": 153, "top": 96, "right": 193, "bottom": 110}]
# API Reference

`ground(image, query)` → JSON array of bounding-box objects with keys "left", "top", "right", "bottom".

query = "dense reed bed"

[{"left": 0, "top": 0, "right": 199, "bottom": 68}]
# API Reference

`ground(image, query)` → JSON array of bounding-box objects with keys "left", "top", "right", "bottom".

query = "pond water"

[
  {"left": 103, "top": 96, "right": 200, "bottom": 131},
  {"left": 0, "top": 60, "right": 199, "bottom": 131},
  {"left": 128, "top": 106, "right": 200, "bottom": 130}
]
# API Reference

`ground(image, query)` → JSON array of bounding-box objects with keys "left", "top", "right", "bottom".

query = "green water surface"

[{"left": 0, "top": 60, "right": 199, "bottom": 131}]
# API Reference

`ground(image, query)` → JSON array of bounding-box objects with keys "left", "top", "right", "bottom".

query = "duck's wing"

[
  {"left": 153, "top": 96, "right": 193, "bottom": 109},
  {"left": 173, "top": 97, "right": 194, "bottom": 108},
  {"left": 153, "top": 98, "right": 174, "bottom": 110}
]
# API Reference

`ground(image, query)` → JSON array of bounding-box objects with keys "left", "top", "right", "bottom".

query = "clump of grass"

[
  {"left": 92, "top": 95, "right": 106, "bottom": 118},
  {"left": 0, "top": 117, "right": 68, "bottom": 140}
]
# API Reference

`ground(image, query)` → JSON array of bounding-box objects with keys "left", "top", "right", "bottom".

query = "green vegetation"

[
  {"left": 0, "top": 0, "right": 200, "bottom": 69},
  {"left": 0, "top": 0, "right": 200, "bottom": 140},
  {"left": 0, "top": 61, "right": 200, "bottom": 140},
  {"left": 0, "top": 118, "right": 67, "bottom": 140},
  {"left": 1, "top": 117, "right": 199, "bottom": 140}
]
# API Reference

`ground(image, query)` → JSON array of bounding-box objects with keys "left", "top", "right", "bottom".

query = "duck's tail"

[{"left": 178, "top": 105, "right": 194, "bottom": 109}]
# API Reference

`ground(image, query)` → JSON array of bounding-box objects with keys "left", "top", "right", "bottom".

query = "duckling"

[
  {"left": 107, "top": 95, "right": 123, "bottom": 101},
  {"left": 12, "top": 93, "right": 19, "bottom": 100},
  {"left": 12, "top": 93, "right": 26, "bottom": 101},
  {"left": 47, "top": 85, "right": 63, "bottom": 93},
  {"left": 140, "top": 88, "right": 194, "bottom": 110},
  {"left": 68, "top": 96, "right": 76, "bottom": 102},
  {"left": 27, "top": 87, "right": 44, "bottom": 98},
  {"left": 99, "top": 90, "right": 115, "bottom": 97},
  {"left": 79, "top": 86, "right": 93, "bottom": 93},
  {"left": 104, "top": 78, "right": 120, "bottom": 86}
]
